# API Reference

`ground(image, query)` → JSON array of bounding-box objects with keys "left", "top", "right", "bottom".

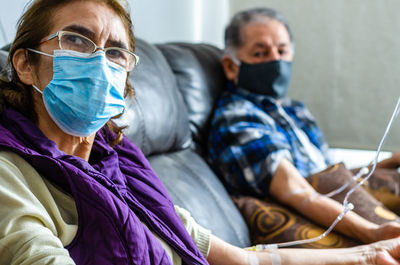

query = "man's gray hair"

[{"left": 224, "top": 7, "right": 293, "bottom": 55}]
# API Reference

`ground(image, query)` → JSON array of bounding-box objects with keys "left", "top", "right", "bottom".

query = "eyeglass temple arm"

[{"left": 39, "top": 32, "right": 59, "bottom": 44}]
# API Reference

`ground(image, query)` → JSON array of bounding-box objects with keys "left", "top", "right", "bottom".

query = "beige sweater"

[{"left": 0, "top": 150, "right": 211, "bottom": 265}]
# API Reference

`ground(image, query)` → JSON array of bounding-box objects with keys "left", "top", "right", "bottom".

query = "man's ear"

[
  {"left": 222, "top": 55, "right": 239, "bottom": 82},
  {"left": 12, "top": 48, "right": 35, "bottom": 85}
]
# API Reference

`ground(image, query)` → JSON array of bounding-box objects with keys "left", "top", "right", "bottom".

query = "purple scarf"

[{"left": 0, "top": 106, "right": 208, "bottom": 265}]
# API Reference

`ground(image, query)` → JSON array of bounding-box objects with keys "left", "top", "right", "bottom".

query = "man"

[{"left": 208, "top": 7, "right": 400, "bottom": 244}]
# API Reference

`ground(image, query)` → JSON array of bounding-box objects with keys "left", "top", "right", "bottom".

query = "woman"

[{"left": 0, "top": 0, "right": 400, "bottom": 264}]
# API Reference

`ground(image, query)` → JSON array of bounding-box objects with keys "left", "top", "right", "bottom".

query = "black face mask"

[{"left": 237, "top": 60, "right": 292, "bottom": 98}]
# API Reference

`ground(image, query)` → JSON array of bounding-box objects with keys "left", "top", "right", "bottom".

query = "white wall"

[
  {"left": 130, "top": 0, "right": 228, "bottom": 47},
  {"left": 0, "top": 0, "right": 28, "bottom": 48},
  {"left": 229, "top": 0, "right": 400, "bottom": 151},
  {"left": 0, "top": 0, "right": 228, "bottom": 48}
]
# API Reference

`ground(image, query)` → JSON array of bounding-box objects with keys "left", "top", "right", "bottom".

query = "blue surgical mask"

[
  {"left": 237, "top": 60, "right": 292, "bottom": 98},
  {"left": 29, "top": 49, "right": 127, "bottom": 137}
]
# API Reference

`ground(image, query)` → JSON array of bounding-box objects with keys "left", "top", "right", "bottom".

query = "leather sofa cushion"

[
  {"left": 116, "top": 39, "right": 192, "bottom": 156},
  {"left": 0, "top": 51, "right": 8, "bottom": 77},
  {"left": 149, "top": 148, "right": 250, "bottom": 247},
  {"left": 157, "top": 43, "right": 227, "bottom": 155}
]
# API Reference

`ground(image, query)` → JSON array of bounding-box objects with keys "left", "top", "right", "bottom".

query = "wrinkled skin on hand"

[{"left": 373, "top": 238, "right": 400, "bottom": 265}]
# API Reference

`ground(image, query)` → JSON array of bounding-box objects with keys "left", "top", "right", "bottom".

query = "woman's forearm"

[
  {"left": 263, "top": 246, "right": 368, "bottom": 265},
  {"left": 207, "top": 235, "right": 393, "bottom": 265}
]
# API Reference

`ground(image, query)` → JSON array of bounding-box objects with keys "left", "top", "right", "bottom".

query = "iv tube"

[
  {"left": 255, "top": 97, "right": 400, "bottom": 250},
  {"left": 323, "top": 166, "right": 369, "bottom": 198}
]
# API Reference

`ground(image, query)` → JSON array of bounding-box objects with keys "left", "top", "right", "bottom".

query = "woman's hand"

[{"left": 371, "top": 238, "right": 400, "bottom": 265}]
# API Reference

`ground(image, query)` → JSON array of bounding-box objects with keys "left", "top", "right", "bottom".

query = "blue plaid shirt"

[{"left": 208, "top": 84, "right": 331, "bottom": 197}]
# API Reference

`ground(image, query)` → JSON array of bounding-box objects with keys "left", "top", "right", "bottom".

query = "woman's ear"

[
  {"left": 222, "top": 55, "right": 239, "bottom": 82},
  {"left": 12, "top": 49, "right": 34, "bottom": 85}
]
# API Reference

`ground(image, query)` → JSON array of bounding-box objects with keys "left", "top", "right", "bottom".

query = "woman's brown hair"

[{"left": 0, "top": 0, "right": 135, "bottom": 146}]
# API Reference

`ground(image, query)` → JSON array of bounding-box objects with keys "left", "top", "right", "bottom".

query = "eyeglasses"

[{"left": 41, "top": 31, "right": 139, "bottom": 71}]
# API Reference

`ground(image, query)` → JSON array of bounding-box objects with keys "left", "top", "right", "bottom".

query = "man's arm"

[
  {"left": 207, "top": 234, "right": 400, "bottom": 265},
  {"left": 375, "top": 152, "right": 400, "bottom": 169},
  {"left": 269, "top": 158, "right": 400, "bottom": 243}
]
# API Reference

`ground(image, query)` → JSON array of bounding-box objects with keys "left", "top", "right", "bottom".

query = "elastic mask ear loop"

[
  {"left": 28, "top": 50, "right": 52, "bottom": 97},
  {"left": 232, "top": 56, "right": 241, "bottom": 84},
  {"left": 230, "top": 54, "right": 241, "bottom": 66},
  {"left": 28, "top": 48, "right": 52, "bottom": 95},
  {"left": 32, "top": 84, "right": 43, "bottom": 95}
]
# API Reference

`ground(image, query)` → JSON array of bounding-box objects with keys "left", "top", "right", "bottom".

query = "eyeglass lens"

[{"left": 59, "top": 32, "right": 135, "bottom": 70}]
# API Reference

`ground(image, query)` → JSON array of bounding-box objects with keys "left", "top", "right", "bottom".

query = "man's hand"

[
  {"left": 376, "top": 152, "right": 400, "bottom": 169},
  {"left": 372, "top": 222, "right": 400, "bottom": 243}
]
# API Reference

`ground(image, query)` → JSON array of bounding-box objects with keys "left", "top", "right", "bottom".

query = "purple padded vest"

[{"left": 0, "top": 106, "right": 208, "bottom": 265}]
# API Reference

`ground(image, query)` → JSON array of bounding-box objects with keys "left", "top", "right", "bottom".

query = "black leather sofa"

[{"left": 0, "top": 39, "right": 251, "bottom": 247}]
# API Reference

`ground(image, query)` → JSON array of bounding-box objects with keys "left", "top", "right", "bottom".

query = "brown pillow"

[
  {"left": 232, "top": 163, "right": 400, "bottom": 248},
  {"left": 350, "top": 167, "right": 400, "bottom": 214},
  {"left": 232, "top": 196, "right": 360, "bottom": 248},
  {"left": 308, "top": 163, "right": 400, "bottom": 224}
]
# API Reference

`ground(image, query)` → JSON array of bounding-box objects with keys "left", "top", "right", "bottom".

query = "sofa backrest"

[
  {"left": 0, "top": 50, "right": 8, "bottom": 81},
  {"left": 0, "top": 51, "right": 7, "bottom": 68},
  {"left": 121, "top": 39, "right": 227, "bottom": 157},
  {"left": 115, "top": 39, "right": 192, "bottom": 156},
  {"left": 156, "top": 43, "right": 226, "bottom": 155}
]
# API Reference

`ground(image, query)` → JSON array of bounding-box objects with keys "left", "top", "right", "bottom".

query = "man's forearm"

[
  {"left": 270, "top": 159, "right": 378, "bottom": 243},
  {"left": 293, "top": 192, "right": 377, "bottom": 243}
]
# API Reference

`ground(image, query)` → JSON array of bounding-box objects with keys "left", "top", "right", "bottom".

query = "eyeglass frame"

[{"left": 39, "top": 30, "right": 139, "bottom": 71}]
